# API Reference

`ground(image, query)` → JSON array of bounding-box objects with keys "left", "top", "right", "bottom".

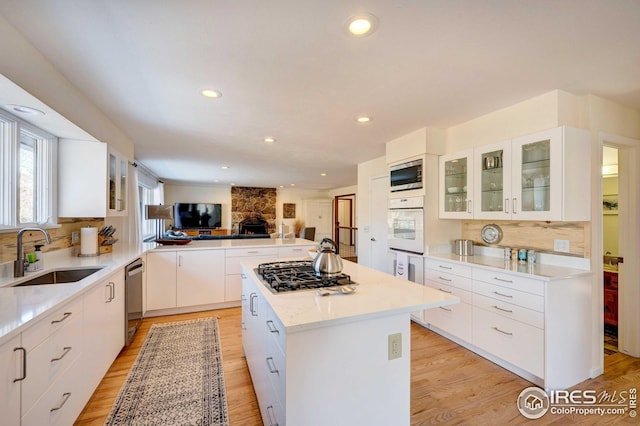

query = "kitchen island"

[{"left": 241, "top": 259, "right": 458, "bottom": 426}]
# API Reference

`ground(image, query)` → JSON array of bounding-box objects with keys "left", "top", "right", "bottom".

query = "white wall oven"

[
  {"left": 388, "top": 196, "right": 424, "bottom": 254},
  {"left": 390, "top": 158, "right": 423, "bottom": 192}
]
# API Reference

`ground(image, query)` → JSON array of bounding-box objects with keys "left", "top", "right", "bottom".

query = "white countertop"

[
  {"left": 425, "top": 252, "right": 592, "bottom": 281},
  {"left": 243, "top": 259, "right": 460, "bottom": 333},
  {"left": 0, "top": 238, "right": 316, "bottom": 345}
]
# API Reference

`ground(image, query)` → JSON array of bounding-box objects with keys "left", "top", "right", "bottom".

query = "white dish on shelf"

[{"left": 447, "top": 187, "right": 460, "bottom": 193}]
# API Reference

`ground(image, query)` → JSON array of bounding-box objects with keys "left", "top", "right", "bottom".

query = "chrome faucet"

[{"left": 14, "top": 227, "right": 51, "bottom": 277}]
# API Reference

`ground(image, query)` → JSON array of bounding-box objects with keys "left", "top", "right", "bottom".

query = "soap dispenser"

[{"left": 34, "top": 244, "right": 44, "bottom": 270}]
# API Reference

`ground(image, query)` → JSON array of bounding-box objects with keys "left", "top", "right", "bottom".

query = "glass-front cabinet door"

[
  {"left": 439, "top": 150, "right": 473, "bottom": 219},
  {"left": 109, "top": 152, "right": 117, "bottom": 211},
  {"left": 107, "top": 148, "right": 128, "bottom": 216},
  {"left": 511, "top": 127, "right": 562, "bottom": 220},
  {"left": 473, "top": 141, "right": 511, "bottom": 220}
]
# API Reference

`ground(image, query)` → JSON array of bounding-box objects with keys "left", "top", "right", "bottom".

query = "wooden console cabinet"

[{"left": 179, "top": 228, "right": 228, "bottom": 236}]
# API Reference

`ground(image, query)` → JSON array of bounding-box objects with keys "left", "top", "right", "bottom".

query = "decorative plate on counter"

[
  {"left": 155, "top": 238, "right": 192, "bottom": 245},
  {"left": 480, "top": 224, "right": 503, "bottom": 244}
]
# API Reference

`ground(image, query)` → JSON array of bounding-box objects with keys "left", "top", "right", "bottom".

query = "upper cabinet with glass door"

[
  {"left": 108, "top": 148, "right": 127, "bottom": 216},
  {"left": 441, "top": 126, "right": 591, "bottom": 222},
  {"left": 473, "top": 141, "right": 512, "bottom": 220},
  {"left": 439, "top": 150, "right": 474, "bottom": 219}
]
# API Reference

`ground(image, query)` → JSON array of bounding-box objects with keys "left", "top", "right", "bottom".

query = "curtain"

[{"left": 127, "top": 163, "right": 142, "bottom": 246}]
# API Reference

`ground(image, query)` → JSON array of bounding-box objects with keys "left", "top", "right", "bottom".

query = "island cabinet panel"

[
  {"left": 146, "top": 251, "right": 178, "bottom": 311},
  {"left": 423, "top": 255, "right": 592, "bottom": 390},
  {"left": 226, "top": 247, "right": 278, "bottom": 304},
  {"left": 0, "top": 334, "right": 21, "bottom": 426},
  {"left": 242, "top": 266, "right": 413, "bottom": 426},
  {"left": 176, "top": 250, "right": 225, "bottom": 307}
]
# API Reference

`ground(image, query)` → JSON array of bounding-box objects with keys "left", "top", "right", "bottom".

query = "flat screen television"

[{"left": 174, "top": 203, "right": 222, "bottom": 228}]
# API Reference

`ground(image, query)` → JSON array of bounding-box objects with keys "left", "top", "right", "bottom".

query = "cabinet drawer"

[
  {"left": 473, "top": 280, "right": 544, "bottom": 312},
  {"left": 425, "top": 258, "right": 472, "bottom": 278},
  {"left": 277, "top": 245, "right": 314, "bottom": 259},
  {"left": 424, "top": 280, "right": 472, "bottom": 304},
  {"left": 472, "top": 307, "right": 543, "bottom": 378},
  {"left": 226, "top": 247, "right": 278, "bottom": 258},
  {"left": 425, "top": 269, "right": 472, "bottom": 292},
  {"left": 425, "top": 301, "right": 472, "bottom": 343},
  {"left": 265, "top": 310, "right": 286, "bottom": 356},
  {"left": 474, "top": 294, "right": 544, "bottom": 329},
  {"left": 266, "top": 337, "right": 286, "bottom": 411},
  {"left": 22, "top": 354, "right": 84, "bottom": 426},
  {"left": 22, "top": 298, "right": 83, "bottom": 351},
  {"left": 472, "top": 268, "right": 544, "bottom": 296}
]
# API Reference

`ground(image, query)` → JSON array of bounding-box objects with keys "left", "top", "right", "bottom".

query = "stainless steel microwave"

[{"left": 390, "top": 158, "right": 423, "bottom": 192}]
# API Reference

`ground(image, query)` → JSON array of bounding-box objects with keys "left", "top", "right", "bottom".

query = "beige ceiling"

[{"left": 1, "top": 0, "right": 639, "bottom": 190}]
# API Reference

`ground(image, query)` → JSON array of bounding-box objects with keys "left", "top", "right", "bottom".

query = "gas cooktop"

[{"left": 256, "top": 260, "right": 356, "bottom": 294}]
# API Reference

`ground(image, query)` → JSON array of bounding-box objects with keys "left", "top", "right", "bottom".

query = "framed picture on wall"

[
  {"left": 603, "top": 194, "right": 618, "bottom": 214},
  {"left": 283, "top": 203, "right": 296, "bottom": 219}
]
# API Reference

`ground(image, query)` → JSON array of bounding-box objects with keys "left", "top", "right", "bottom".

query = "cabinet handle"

[
  {"left": 512, "top": 198, "right": 517, "bottom": 214},
  {"left": 439, "top": 306, "right": 452, "bottom": 312},
  {"left": 493, "top": 276, "right": 513, "bottom": 283},
  {"left": 266, "top": 320, "right": 280, "bottom": 334},
  {"left": 241, "top": 322, "right": 246, "bottom": 330},
  {"left": 266, "top": 405, "right": 279, "bottom": 426},
  {"left": 438, "top": 265, "right": 452, "bottom": 270},
  {"left": 438, "top": 288, "right": 452, "bottom": 294},
  {"left": 493, "top": 290, "right": 513, "bottom": 298},
  {"left": 50, "top": 392, "right": 71, "bottom": 412},
  {"left": 492, "top": 305, "right": 513, "bottom": 314},
  {"left": 247, "top": 250, "right": 259, "bottom": 254},
  {"left": 178, "top": 255, "right": 183, "bottom": 267},
  {"left": 241, "top": 274, "right": 247, "bottom": 279},
  {"left": 250, "top": 294, "right": 258, "bottom": 316},
  {"left": 109, "top": 282, "right": 115, "bottom": 302},
  {"left": 438, "top": 276, "right": 452, "bottom": 282},
  {"left": 241, "top": 294, "right": 247, "bottom": 301},
  {"left": 467, "top": 200, "right": 472, "bottom": 214},
  {"left": 504, "top": 199, "right": 509, "bottom": 214},
  {"left": 291, "top": 248, "right": 303, "bottom": 252},
  {"left": 492, "top": 326, "right": 513, "bottom": 336},
  {"left": 51, "top": 347, "right": 72, "bottom": 363},
  {"left": 51, "top": 312, "right": 72, "bottom": 324},
  {"left": 13, "top": 347, "right": 26, "bottom": 382},
  {"left": 266, "top": 357, "right": 279, "bottom": 375}
]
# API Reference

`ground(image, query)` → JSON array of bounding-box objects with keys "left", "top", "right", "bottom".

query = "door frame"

[{"left": 596, "top": 132, "right": 640, "bottom": 367}]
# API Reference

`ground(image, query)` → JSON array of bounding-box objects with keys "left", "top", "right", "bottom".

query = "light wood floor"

[{"left": 76, "top": 308, "right": 640, "bottom": 425}]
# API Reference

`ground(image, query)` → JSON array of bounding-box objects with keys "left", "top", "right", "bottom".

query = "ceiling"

[{"left": 1, "top": 1, "right": 639, "bottom": 190}]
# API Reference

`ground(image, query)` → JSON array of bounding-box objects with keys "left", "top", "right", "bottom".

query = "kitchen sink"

[{"left": 13, "top": 268, "right": 103, "bottom": 286}]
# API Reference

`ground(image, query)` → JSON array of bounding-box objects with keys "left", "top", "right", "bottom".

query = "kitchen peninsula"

[{"left": 241, "top": 259, "right": 459, "bottom": 426}]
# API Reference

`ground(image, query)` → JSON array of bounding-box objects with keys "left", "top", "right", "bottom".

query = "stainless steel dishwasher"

[{"left": 125, "top": 258, "right": 144, "bottom": 345}]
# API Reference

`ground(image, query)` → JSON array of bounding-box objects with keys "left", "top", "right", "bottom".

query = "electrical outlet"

[
  {"left": 553, "top": 239, "right": 570, "bottom": 253},
  {"left": 71, "top": 231, "right": 79, "bottom": 244},
  {"left": 388, "top": 333, "right": 402, "bottom": 360}
]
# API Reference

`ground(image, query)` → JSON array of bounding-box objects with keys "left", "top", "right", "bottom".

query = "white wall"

[
  {"left": 277, "top": 187, "right": 331, "bottom": 233},
  {"left": 0, "top": 15, "right": 134, "bottom": 159}
]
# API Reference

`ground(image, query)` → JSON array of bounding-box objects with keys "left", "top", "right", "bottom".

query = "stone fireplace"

[{"left": 231, "top": 186, "right": 276, "bottom": 234}]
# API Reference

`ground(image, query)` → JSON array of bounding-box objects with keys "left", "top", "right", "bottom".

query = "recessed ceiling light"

[
  {"left": 221, "top": 165, "right": 229, "bottom": 170},
  {"left": 264, "top": 137, "right": 276, "bottom": 143},
  {"left": 201, "top": 89, "right": 222, "bottom": 98},
  {"left": 279, "top": 185, "right": 284, "bottom": 188},
  {"left": 320, "top": 173, "right": 327, "bottom": 177},
  {"left": 7, "top": 104, "right": 45, "bottom": 115},
  {"left": 290, "top": 183, "right": 295, "bottom": 187},
  {"left": 356, "top": 116, "right": 372, "bottom": 123},
  {"left": 346, "top": 14, "right": 378, "bottom": 37}
]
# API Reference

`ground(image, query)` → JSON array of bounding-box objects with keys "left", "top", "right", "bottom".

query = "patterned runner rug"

[{"left": 105, "top": 317, "right": 229, "bottom": 425}]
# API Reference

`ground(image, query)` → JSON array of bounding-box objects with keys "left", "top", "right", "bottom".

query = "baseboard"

[{"left": 144, "top": 300, "right": 241, "bottom": 318}]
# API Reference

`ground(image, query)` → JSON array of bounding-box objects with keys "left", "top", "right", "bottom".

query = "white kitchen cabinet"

[
  {"left": 177, "top": 250, "right": 225, "bottom": 307},
  {"left": 146, "top": 249, "right": 225, "bottom": 311},
  {"left": 439, "top": 149, "right": 474, "bottom": 219},
  {"left": 226, "top": 247, "right": 278, "bottom": 304},
  {"left": 82, "top": 270, "right": 125, "bottom": 395},
  {"left": 58, "top": 139, "right": 128, "bottom": 218},
  {"left": 470, "top": 126, "right": 590, "bottom": 221},
  {"left": 423, "top": 255, "right": 592, "bottom": 389},
  {"left": 21, "top": 297, "right": 84, "bottom": 426},
  {"left": 0, "top": 334, "right": 21, "bottom": 426},
  {"left": 146, "top": 251, "right": 178, "bottom": 311}
]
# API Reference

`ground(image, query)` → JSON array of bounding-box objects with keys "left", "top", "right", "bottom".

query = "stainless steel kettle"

[{"left": 313, "top": 238, "right": 343, "bottom": 275}]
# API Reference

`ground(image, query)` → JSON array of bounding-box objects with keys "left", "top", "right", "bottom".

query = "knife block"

[{"left": 98, "top": 235, "right": 113, "bottom": 254}]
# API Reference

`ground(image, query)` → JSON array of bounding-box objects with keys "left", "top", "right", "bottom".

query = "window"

[
  {"left": 0, "top": 110, "right": 56, "bottom": 229},
  {"left": 139, "top": 181, "right": 164, "bottom": 241}
]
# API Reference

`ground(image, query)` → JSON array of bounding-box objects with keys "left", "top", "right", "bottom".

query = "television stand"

[{"left": 178, "top": 228, "right": 228, "bottom": 237}]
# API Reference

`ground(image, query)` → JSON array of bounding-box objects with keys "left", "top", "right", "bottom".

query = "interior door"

[{"left": 369, "top": 176, "right": 391, "bottom": 273}]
